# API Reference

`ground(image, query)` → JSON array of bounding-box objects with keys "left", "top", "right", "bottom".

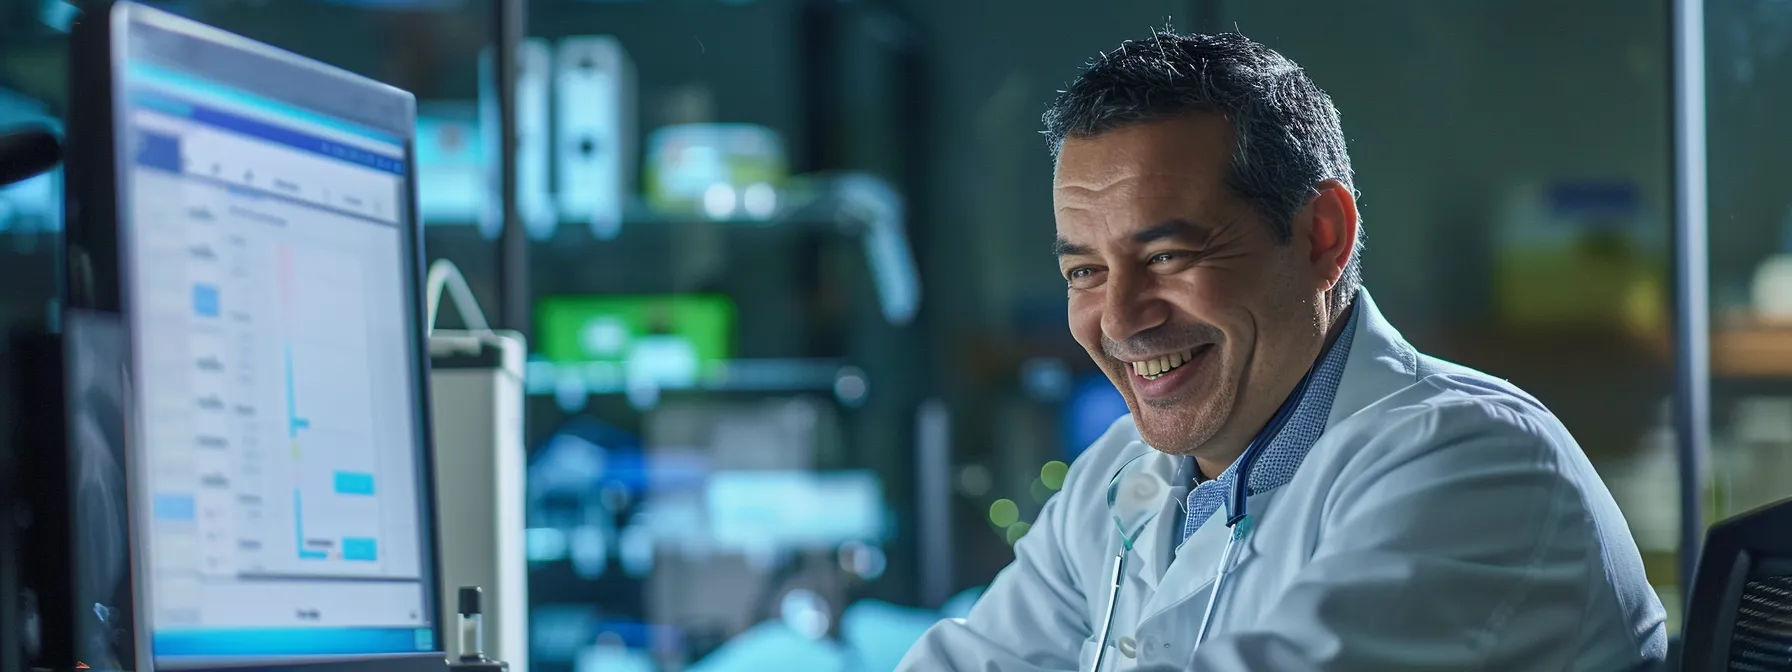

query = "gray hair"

[{"left": 1042, "top": 30, "right": 1363, "bottom": 311}]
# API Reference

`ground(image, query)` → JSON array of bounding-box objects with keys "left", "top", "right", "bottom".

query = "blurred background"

[{"left": 3, "top": 0, "right": 1789, "bottom": 669}]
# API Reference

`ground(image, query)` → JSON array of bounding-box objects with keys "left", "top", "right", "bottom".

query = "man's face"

[{"left": 1053, "top": 114, "right": 1332, "bottom": 458}]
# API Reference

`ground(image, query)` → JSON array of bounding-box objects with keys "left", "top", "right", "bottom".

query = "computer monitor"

[{"left": 66, "top": 4, "right": 444, "bottom": 670}]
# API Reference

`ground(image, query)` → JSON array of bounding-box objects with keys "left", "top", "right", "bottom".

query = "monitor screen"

[{"left": 110, "top": 6, "right": 438, "bottom": 663}]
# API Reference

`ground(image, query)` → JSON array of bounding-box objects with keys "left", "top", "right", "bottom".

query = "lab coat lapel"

[
  {"left": 1124, "top": 452, "right": 1187, "bottom": 591},
  {"left": 1140, "top": 487, "right": 1282, "bottom": 625},
  {"left": 1138, "top": 506, "right": 1227, "bottom": 622}
]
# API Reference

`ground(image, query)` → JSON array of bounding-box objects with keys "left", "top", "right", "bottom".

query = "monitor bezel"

[{"left": 66, "top": 2, "right": 447, "bottom": 669}]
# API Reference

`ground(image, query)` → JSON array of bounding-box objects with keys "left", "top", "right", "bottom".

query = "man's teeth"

[{"left": 1131, "top": 348, "right": 1198, "bottom": 379}]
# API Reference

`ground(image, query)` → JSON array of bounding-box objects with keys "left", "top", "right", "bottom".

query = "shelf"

[
  {"left": 422, "top": 173, "right": 882, "bottom": 235},
  {"left": 426, "top": 172, "right": 920, "bottom": 326},
  {"left": 1714, "top": 323, "right": 1792, "bottom": 378},
  {"left": 524, "top": 357, "right": 853, "bottom": 396},
  {"left": 1430, "top": 318, "right": 1792, "bottom": 385}
]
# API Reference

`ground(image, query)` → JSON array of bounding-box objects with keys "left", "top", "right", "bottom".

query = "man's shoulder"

[
  {"left": 1330, "top": 354, "right": 1579, "bottom": 465},
  {"left": 1316, "top": 354, "right": 1632, "bottom": 555}
]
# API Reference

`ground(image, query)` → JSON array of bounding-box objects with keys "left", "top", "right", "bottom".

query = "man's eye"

[
  {"left": 1149, "top": 252, "right": 1177, "bottom": 264},
  {"left": 1067, "top": 267, "right": 1093, "bottom": 280}
]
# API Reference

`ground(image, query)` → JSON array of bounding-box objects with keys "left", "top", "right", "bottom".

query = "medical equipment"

[
  {"left": 417, "top": 103, "right": 484, "bottom": 225},
  {"left": 706, "top": 471, "right": 888, "bottom": 551},
  {"left": 554, "top": 36, "right": 635, "bottom": 239},
  {"left": 1091, "top": 362, "right": 1317, "bottom": 671},
  {"left": 429, "top": 260, "right": 529, "bottom": 672},
  {"left": 535, "top": 294, "right": 736, "bottom": 370},
  {"left": 644, "top": 124, "right": 787, "bottom": 220}
]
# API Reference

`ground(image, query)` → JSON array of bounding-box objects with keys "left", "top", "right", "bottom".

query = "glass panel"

[
  {"left": 1221, "top": 0, "right": 1680, "bottom": 622},
  {"left": 516, "top": 2, "right": 929, "bottom": 670},
  {"left": 1706, "top": 2, "right": 1792, "bottom": 530}
]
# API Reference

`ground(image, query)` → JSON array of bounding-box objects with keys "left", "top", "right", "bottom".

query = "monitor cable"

[{"left": 425, "top": 259, "right": 494, "bottom": 336}]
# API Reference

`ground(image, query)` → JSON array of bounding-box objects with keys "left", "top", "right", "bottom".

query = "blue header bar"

[
  {"left": 130, "top": 89, "right": 405, "bottom": 176},
  {"left": 128, "top": 62, "right": 403, "bottom": 146}
]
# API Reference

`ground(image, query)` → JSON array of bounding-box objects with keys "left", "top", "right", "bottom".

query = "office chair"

[{"left": 1682, "top": 497, "right": 1792, "bottom": 671}]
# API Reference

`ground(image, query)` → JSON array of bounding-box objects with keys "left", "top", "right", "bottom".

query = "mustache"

[{"left": 1101, "top": 323, "right": 1224, "bottom": 361}]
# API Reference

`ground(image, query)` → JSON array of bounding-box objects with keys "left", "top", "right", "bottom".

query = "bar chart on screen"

[
  {"left": 263, "top": 241, "right": 388, "bottom": 576},
  {"left": 141, "top": 185, "right": 404, "bottom": 606}
]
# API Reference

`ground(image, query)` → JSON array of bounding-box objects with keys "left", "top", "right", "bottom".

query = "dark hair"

[{"left": 1042, "top": 30, "right": 1363, "bottom": 310}]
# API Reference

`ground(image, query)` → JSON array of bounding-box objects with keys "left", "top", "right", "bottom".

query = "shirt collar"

[{"left": 1178, "top": 302, "right": 1361, "bottom": 539}]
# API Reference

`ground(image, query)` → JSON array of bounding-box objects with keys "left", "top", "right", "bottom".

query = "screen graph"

[{"left": 272, "top": 242, "right": 386, "bottom": 573}]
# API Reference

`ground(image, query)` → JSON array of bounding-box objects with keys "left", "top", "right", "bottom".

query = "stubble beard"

[{"left": 1112, "top": 363, "right": 1236, "bottom": 457}]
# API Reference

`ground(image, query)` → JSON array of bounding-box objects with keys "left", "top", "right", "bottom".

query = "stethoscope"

[{"left": 1088, "top": 367, "right": 1317, "bottom": 672}]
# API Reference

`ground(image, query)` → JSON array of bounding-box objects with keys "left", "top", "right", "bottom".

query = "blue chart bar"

[
  {"left": 342, "top": 537, "right": 378, "bottom": 562},
  {"left": 284, "top": 338, "right": 322, "bottom": 560},
  {"left": 284, "top": 343, "right": 309, "bottom": 438},
  {"left": 153, "top": 493, "right": 197, "bottom": 521},
  {"left": 333, "top": 471, "right": 375, "bottom": 496},
  {"left": 192, "top": 284, "right": 220, "bottom": 318},
  {"left": 294, "top": 490, "right": 325, "bottom": 560}
]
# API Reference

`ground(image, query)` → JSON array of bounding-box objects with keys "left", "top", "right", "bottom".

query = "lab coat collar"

[
  {"left": 1129, "top": 289, "right": 1409, "bottom": 590},
  {"left": 1325, "top": 289, "right": 1422, "bottom": 428},
  {"left": 1177, "top": 301, "right": 1360, "bottom": 543}
]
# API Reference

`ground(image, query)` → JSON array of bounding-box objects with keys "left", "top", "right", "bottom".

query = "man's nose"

[{"left": 1100, "top": 269, "right": 1169, "bottom": 344}]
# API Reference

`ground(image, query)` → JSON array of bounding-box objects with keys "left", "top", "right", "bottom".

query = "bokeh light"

[
  {"left": 988, "top": 498, "right": 1019, "bottom": 528},
  {"left": 1040, "top": 460, "right": 1069, "bottom": 490},
  {"left": 1005, "top": 521, "right": 1033, "bottom": 546}
]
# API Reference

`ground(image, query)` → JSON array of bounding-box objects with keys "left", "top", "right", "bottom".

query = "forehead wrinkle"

[
  {"left": 1053, "top": 167, "right": 1136, "bottom": 197},
  {"left": 1055, "top": 169, "right": 1217, "bottom": 201}
]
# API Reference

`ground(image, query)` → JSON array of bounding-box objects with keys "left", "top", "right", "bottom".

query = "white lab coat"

[{"left": 898, "top": 292, "right": 1667, "bottom": 671}]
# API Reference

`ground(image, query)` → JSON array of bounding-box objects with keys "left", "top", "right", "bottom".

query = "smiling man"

[{"left": 897, "top": 30, "right": 1667, "bottom": 672}]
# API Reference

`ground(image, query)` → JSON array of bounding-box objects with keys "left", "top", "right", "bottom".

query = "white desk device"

[{"left": 425, "top": 260, "right": 528, "bottom": 672}]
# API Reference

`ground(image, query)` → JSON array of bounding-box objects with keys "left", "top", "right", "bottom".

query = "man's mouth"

[{"left": 1127, "top": 345, "right": 1212, "bottom": 380}]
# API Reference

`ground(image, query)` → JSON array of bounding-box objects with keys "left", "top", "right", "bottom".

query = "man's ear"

[{"left": 1303, "top": 179, "right": 1358, "bottom": 293}]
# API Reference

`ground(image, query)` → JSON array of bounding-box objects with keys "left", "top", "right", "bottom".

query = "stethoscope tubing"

[
  {"left": 1091, "top": 552, "right": 1127, "bottom": 671},
  {"left": 1090, "top": 361, "right": 1319, "bottom": 670}
]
